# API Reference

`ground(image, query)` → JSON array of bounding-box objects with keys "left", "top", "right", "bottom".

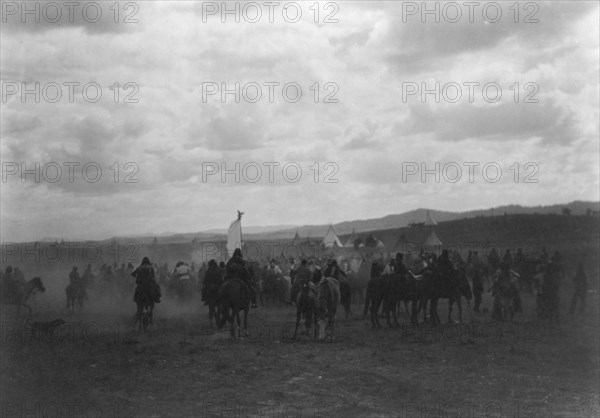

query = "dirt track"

[{"left": 2, "top": 292, "right": 599, "bottom": 418}]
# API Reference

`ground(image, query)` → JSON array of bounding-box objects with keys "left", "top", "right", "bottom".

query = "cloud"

[
  {"left": 1, "top": 1, "right": 598, "bottom": 241},
  {"left": 405, "top": 99, "right": 581, "bottom": 143},
  {"left": 0, "top": 1, "right": 146, "bottom": 35}
]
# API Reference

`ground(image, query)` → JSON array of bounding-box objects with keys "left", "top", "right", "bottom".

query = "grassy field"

[{"left": 1, "top": 288, "right": 598, "bottom": 418}]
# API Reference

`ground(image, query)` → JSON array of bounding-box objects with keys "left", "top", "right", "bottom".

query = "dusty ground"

[{"left": 1, "top": 291, "right": 599, "bottom": 418}]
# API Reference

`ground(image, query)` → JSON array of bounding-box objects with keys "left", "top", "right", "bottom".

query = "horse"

[
  {"left": 428, "top": 267, "right": 472, "bottom": 325},
  {"left": 134, "top": 284, "right": 155, "bottom": 332},
  {"left": 315, "top": 277, "right": 340, "bottom": 340},
  {"left": 1, "top": 277, "right": 45, "bottom": 317},
  {"left": 364, "top": 274, "right": 385, "bottom": 327},
  {"left": 65, "top": 281, "right": 85, "bottom": 313},
  {"left": 293, "top": 280, "right": 317, "bottom": 339},
  {"left": 407, "top": 269, "right": 433, "bottom": 325},
  {"left": 218, "top": 278, "right": 251, "bottom": 339},
  {"left": 370, "top": 273, "right": 415, "bottom": 328}
]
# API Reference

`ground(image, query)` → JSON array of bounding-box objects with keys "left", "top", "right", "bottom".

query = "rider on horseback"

[
  {"left": 132, "top": 257, "right": 161, "bottom": 304},
  {"left": 201, "top": 259, "right": 223, "bottom": 304},
  {"left": 324, "top": 260, "right": 346, "bottom": 281},
  {"left": 226, "top": 249, "right": 257, "bottom": 308},
  {"left": 69, "top": 266, "right": 83, "bottom": 287},
  {"left": 291, "top": 259, "right": 313, "bottom": 303},
  {"left": 437, "top": 250, "right": 455, "bottom": 279},
  {"left": 491, "top": 262, "right": 521, "bottom": 320},
  {"left": 393, "top": 253, "right": 409, "bottom": 276}
]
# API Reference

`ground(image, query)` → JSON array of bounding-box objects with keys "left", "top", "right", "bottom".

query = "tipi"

[{"left": 322, "top": 225, "right": 343, "bottom": 248}]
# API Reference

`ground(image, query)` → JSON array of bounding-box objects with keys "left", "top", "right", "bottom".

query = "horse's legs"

[
  {"left": 327, "top": 312, "right": 335, "bottom": 339},
  {"left": 306, "top": 307, "right": 313, "bottom": 335},
  {"left": 373, "top": 297, "right": 383, "bottom": 328},
  {"left": 410, "top": 299, "right": 418, "bottom": 325},
  {"left": 294, "top": 308, "right": 301, "bottom": 339},
  {"left": 430, "top": 299, "right": 440, "bottom": 326},
  {"left": 393, "top": 302, "right": 400, "bottom": 326},
  {"left": 229, "top": 309, "right": 236, "bottom": 338},
  {"left": 362, "top": 289, "right": 371, "bottom": 319},
  {"left": 135, "top": 303, "right": 143, "bottom": 330},
  {"left": 235, "top": 311, "right": 241, "bottom": 338},
  {"left": 457, "top": 299, "right": 462, "bottom": 323}
]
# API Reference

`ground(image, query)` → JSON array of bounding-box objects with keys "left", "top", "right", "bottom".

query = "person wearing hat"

[{"left": 226, "top": 248, "right": 257, "bottom": 308}]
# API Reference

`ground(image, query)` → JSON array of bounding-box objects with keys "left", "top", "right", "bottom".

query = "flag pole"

[{"left": 237, "top": 210, "right": 244, "bottom": 251}]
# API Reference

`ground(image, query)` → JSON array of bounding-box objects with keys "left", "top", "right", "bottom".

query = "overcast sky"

[{"left": 1, "top": 1, "right": 599, "bottom": 242}]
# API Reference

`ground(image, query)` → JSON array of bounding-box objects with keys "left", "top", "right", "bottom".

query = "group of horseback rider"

[{"left": 0, "top": 242, "right": 590, "bottom": 323}]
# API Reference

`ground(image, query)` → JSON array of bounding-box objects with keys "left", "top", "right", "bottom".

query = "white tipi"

[
  {"left": 343, "top": 229, "right": 358, "bottom": 248},
  {"left": 322, "top": 225, "right": 343, "bottom": 248}
]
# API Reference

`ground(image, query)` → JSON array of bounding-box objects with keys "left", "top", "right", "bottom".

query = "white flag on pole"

[{"left": 226, "top": 218, "right": 242, "bottom": 256}]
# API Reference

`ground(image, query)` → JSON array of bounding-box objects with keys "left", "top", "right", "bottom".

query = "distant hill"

[
  {"left": 38, "top": 200, "right": 600, "bottom": 244},
  {"left": 243, "top": 201, "right": 600, "bottom": 241}
]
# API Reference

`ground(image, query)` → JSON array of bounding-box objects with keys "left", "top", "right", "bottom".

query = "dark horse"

[
  {"left": 293, "top": 280, "right": 317, "bottom": 339},
  {"left": 218, "top": 278, "right": 251, "bottom": 339},
  {"left": 66, "top": 281, "right": 85, "bottom": 313},
  {"left": 315, "top": 277, "right": 340, "bottom": 340},
  {"left": 428, "top": 267, "right": 472, "bottom": 325},
  {"left": 134, "top": 285, "right": 155, "bottom": 332},
  {"left": 367, "top": 273, "right": 415, "bottom": 328},
  {"left": 1, "top": 277, "right": 45, "bottom": 317}
]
